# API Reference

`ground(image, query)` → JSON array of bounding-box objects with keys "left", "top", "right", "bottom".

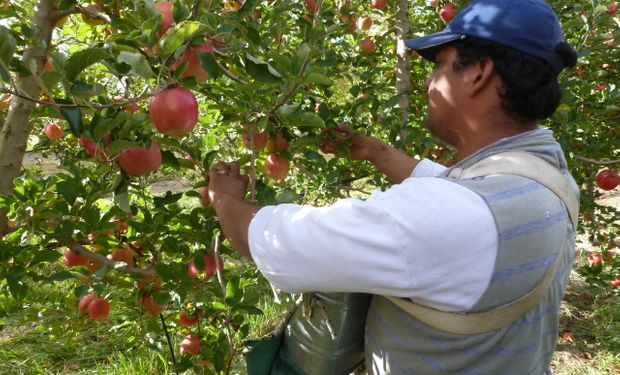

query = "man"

[{"left": 208, "top": 0, "right": 579, "bottom": 373}]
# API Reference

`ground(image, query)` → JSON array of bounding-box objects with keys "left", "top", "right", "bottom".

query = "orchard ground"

[{"left": 0, "top": 155, "right": 617, "bottom": 374}]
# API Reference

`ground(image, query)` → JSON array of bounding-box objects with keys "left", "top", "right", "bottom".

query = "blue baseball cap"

[{"left": 406, "top": 0, "right": 568, "bottom": 72}]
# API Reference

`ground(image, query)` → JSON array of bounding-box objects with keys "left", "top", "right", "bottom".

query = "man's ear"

[{"left": 468, "top": 57, "right": 495, "bottom": 97}]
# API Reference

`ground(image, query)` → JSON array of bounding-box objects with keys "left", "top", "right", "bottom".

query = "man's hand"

[{"left": 208, "top": 161, "right": 249, "bottom": 207}]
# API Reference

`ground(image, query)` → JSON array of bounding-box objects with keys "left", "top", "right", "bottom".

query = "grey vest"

[{"left": 365, "top": 129, "right": 577, "bottom": 375}]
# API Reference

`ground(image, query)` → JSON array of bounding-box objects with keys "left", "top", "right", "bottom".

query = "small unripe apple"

[
  {"left": 180, "top": 335, "right": 201, "bottom": 356},
  {"left": 359, "top": 38, "right": 375, "bottom": 53},
  {"left": 87, "top": 297, "right": 111, "bottom": 320},
  {"left": 45, "top": 122, "right": 64, "bottom": 140},
  {"left": 439, "top": 3, "right": 456, "bottom": 23}
]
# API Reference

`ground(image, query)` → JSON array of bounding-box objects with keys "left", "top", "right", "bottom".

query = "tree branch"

[
  {"left": 67, "top": 240, "right": 155, "bottom": 278},
  {"left": 575, "top": 156, "right": 620, "bottom": 166}
]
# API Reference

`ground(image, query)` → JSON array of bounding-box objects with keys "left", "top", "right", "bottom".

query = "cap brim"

[{"left": 405, "top": 32, "right": 464, "bottom": 61}]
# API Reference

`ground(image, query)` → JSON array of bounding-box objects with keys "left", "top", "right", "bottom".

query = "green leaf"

[
  {"left": 59, "top": 107, "right": 84, "bottom": 136},
  {"left": 245, "top": 54, "right": 282, "bottom": 84},
  {"left": 197, "top": 51, "right": 220, "bottom": 79},
  {"left": 32, "top": 249, "right": 62, "bottom": 264},
  {"left": 114, "top": 191, "right": 131, "bottom": 213},
  {"left": 290, "top": 111, "right": 324, "bottom": 128},
  {"left": 106, "top": 139, "right": 140, "bottom": 155},
  {"left": 46, "top": 271, "right": 74, "bottom": 283},
  {"left": 0, "top": 26, "right": 17, "bottom": 82},
  {"left": 64, "top": 48, "right": 109, "bottom": 82},
  {"left": 225, "top": 278, "right": 243, "bottom": 305},
  {"left": 117, "top": 51, "right": 154, "bottom": 79},
  {"left": 160, "top": 21, "right": 207, "bottom": 56},
  {"left": 306, "top": 72, "right": 332, "bottom": 86},
  {"left": 40, "top": 70, "right": 64, "bottom": 91},
  {"left": 277, "top": 103, "right": 301, "bottom": 117},
  {"left": 56, "top": 179, "right": 81, "bottom": 205},
  {"left": 154, "top": 191, "right": 183, "bottom": 207},
  {"left": 7, "top": 267, "right": 27, "bottom": 300}
]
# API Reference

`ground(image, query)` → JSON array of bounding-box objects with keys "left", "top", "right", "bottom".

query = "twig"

[
  {"left": 160, "top": 314, "right": 180, "bottom": 375},
  {"left": 269, "top": 58, "right": 310, "bottom": 114},
  {"left": 381, "top": 27, "right": 397, "bottom": 37},
  {"left": 575, "top": 156, "right": 620, "bottom": 166},
  {"left": 66, "top": 240, "right": 155, "bottom": 278},
  {"left": 216, "top": 61, "right": 248, "bottom": 84}
]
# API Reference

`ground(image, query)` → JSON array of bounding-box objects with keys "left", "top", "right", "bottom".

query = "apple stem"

[{"left": 159, "top": 313, "right": 180, "bottom": 375}]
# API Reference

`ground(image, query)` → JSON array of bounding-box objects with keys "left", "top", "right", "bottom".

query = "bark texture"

[{"left": 395, "top": 0, "right": 412, "bottom": 143}]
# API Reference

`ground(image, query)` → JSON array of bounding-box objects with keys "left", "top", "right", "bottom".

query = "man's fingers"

[{"left": 211, "top": 162, "right": 229, "bottom": 174}]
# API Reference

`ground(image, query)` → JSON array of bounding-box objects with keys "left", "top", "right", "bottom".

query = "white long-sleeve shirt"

[{"left": 248, "top": 159, "right": 498, "bottom": 312}]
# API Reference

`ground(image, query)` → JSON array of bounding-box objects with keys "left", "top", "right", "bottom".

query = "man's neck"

[{"left": 455, "top": 119, "right": 537, "bottom": 160}]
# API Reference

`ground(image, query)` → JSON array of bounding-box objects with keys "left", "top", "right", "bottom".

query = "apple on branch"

[
  {"left": 439, "top": 3, "right": 456, "bottom": 23},
  {"left": 45, "top": 122, "right": 64, "bottom": 141},
  {"left": 596, "top": 169, "right": 619, "bottom": 190},
  {"left": 149, "top": 86, "right": 198, "bottom": 138},
  {"left": 263, "top": 154, "right": 290, "bottom": 183},
  {"left": 117, "top": 140, "right": 162, "bottom": 177}
]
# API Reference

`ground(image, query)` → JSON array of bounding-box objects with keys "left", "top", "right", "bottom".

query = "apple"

[
  {"left": 81, "top": 3, "right": 105, "bottom": 26},
  {"left": 110, "top": 216, "right": 129, "bottom": 232},
  {"left": 107, "top": 247, "right": 135, "bottom": 266},
  {"left": 439, "top": 3, "right": 456, "bottom": 23},
  {"left": 588, "top": 253, "right": 603, "bottom": 266},
  {"left": 608, "top": 2, "right": 618, "bottom": 15},
  {"left": 78, "top": 294, "right": 97, "bottom": 313},
  {"left": 172, "top": 42, "right": 214, "bottom": 82},
  {"left": 428, "top": 0, "right": 439, "bottom": 5},
  {"left": 359, "top": 38, "right": 375, "bottom": 53},
  {"left": 180, "top": 335, "right": 201, "bottom": 356},
  {"left": 242, "top": 130, "right": 269, "bottom": 150},
  {"left": 198, "top": 186, "right": 210, "bottom": 207},
  {"left": 117, "top": 140, "right": 162, "bottom": 176},
  {"left": 64, "top": 249, "right": 89, "bottom": 267},
  {"left": 187, "top": 252, "right": 222, "bottom": 279},
  {"left": 596, "top": 169, "right": 620, "bottom": 190},
  {"left": 224, "top": 0, "right": 242, "bottom": 11},
  {"left": 357, "top": 17, "right": 372, "bottom": 31},
  {"left": 179, "top": 310, "right": 200, "bottom": 327},
  {"left": 0, "top": 93, "right": 10, "bottom": 110},
  {"left": 79, "top": 134, "right": 111, "bottom": 161},
  {"left": 86, "top": 261, "right": 102, "bottom": 273},
  {"left": 263, "top": 154, "right": 290, "bottom": 183},
  {"left": 596, "top": 82, "right": 608, "bottom": 91},
  {"left": 267, "top": 132, "right": 289, "bottom": 153},
  {"left": 139, "top": 293, "right": 165, "bottom": 315},
  {"left": 88, "top": 297, "right": 111, "bottom": 320},
  {"left": 305, "top": 0, "right": 320, "bottom": 13},
  {"left": 45, "top": 122, "right": 64, "bottom": 140},
  {"left": 155, "top": 2, "right": 174, "bottom": 35},
  {"left": 113, "top": 95, "right": 140, "bottom": 112},
  {"left": 149, "top": 86, "right": 198, "bottom": 138},
  {"left": 371, "top": 0, "right": 386, "bottom": 10},
  {"left": 610, "top": 277, "right": 620, "bottom": 288}
]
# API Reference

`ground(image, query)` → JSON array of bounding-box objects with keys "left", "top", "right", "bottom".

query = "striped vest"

[{"left": 365, "top": 129, "right": 578, "bottom": 374}]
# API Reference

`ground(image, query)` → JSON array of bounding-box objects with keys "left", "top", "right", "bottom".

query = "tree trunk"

[
  {"left": 395, "top": 0, "right": 412, "bottom": 146},
  {"left": 0, "top": 0, "right": 59, "bottom": 236}
]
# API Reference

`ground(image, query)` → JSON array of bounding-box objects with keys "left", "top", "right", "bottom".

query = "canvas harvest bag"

[{"left": 244, "top": 152, "right": 578, "bottom": 373}]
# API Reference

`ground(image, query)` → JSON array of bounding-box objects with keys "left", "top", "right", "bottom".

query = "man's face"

[{"left": 424, "top": 46, "right": 466, "bottom": 146}]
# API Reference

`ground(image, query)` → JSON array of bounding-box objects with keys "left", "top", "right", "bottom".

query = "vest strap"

[{"left": 385, "top": 151, "right": 578, "bottom": 335}]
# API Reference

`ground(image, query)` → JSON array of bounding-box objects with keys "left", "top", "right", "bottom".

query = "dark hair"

[{"left": 449, "top": 37, "right": 577, "bottom": 122}]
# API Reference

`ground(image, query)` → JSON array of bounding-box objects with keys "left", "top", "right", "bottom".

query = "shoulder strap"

[{"left": 386, "top": 151, "right": 578, "bottom": 335}]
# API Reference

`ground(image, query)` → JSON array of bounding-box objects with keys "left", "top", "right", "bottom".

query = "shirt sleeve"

[
  {"left": 411, "top": 158, "right": 448, "bottom": 177},
  {"left": 248, "top": 177, "right": 498, "bottom": 312}
]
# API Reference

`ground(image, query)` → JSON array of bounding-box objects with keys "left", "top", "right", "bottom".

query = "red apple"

[
  {"left": 608, "top": 2, "right": 618, "bottom": 15},
  {"left": 139, "top": 293, "right": 165, "bottom": 315},
  {"left": 428, "top": 0, "right": 439, "bottom": 6},
  {"left": 242, "top": 131, "right": 269, "bottom": 150},
  {"left": 371, "top": 0, "right": 386, "bottom": 10},
  {"left": 88, "top": 297, "right": 111, "bottom": 320},
  {"left": 64, "top": 249, "right": 89, "bottom": 267},
  {"left": 180, "top": 335, "right": 201, "bottom": 356},
  {"left": 357, "top": 17, "right": 372, "bottom": 31},
  {"left": 596, "top": 82, "right": 608, "bottom": 91},
  {"left": 107, "top": 247, "right": 135, "bottom": 266},
  {"left": 113, "top": 95, "right": 140, "bottom": 112},
  {"left": 78, "top": 294, "right": 97, "bottom": 313},
  {"left": 439, "top": 3, "right": 456, "bottom": 23},
  {"left": 588, "top": 253, "right": 603, "bottom": 266},
  {"left": 224, "top": 0, "right": 243, "bottom": 11},
  {"left": 596, "top": 169, "right": 619, "bottom": 190},
  {"left": 117, "top": 140, "right": 162, "bottom": 176},
  {"left": 263, "top": 154, "right": 290, "bottom": 183},
  {"left": 199, "top": 186, "right": 210, "bottom": 207},
  {"left": 172, "top": 42, "right": 214, "bottom": 82},
  {"left": 610, "top": 277, "right": 620, "bottom": 288},
  {"left": 187, "top": 252, "right": 222, "bottom": 279},
  {"left": 149, "top": 87, "right": 198, "bottom": 138},
  {"left": 267, "top": 132, "right": 289, "bottom": 153},
  {"left": 45, "top": 122, "right": 64, "bottom": 140},
  {"left": 305, "top": 0, "right": 320, "bottom": 13},
  {"left": 359, "top": 38, "right": 375, "bottom": 53},
  {"left": 155, "top": 2, "right": 174, "bottom": 36},
  {"left": 79, "top": 134, "right": 110, "bottom": 161},
  {"left": 179, "top": 310, "right": 200, "bottom": 327}
]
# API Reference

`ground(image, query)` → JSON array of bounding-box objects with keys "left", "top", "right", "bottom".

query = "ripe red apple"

[
  {"left": 267, "top": 132, "right": 289, "bottom": 153},
  {"left": 263, "top": 154, "right": 290, "bottom": 183},
  {"left": 45, "top": 122, "right": 64, "bottom": 140},
  {"left": 88, "top": 297, "right": 111, "bottom": 320},
  {"left": 117, "top": 140, "right": 162, "bottom": 176},
  {"left": 179, "top": 310, "right": 200, "bottom": 327},
  {"left": 595, "top": 169, "right": 620, "bottom": 190},
  {"left": 78, "top": 294, "right": 97, "bottom": 313},
  {"left": 172, "top": 42, "right": 214, "bottom": 82},
  {"left": 180, "top": 335, "right": 201, "bottom": 356},
  {"left": 588, "top": 253, "right": 603, "bottom": 266},
  {"left": 149, "top": 87, "right": 198, "bottom": 138},
  {"left": 64, "top": 249, "right": 89, "bottom": 267},
  {"left": 242, "top": 131, "right": 269, "bottom": 150},
  {"left": 428, "top": 0, "right": 439, "bottom": 6},
  {"left": 439, "top": 3, "right": 456, "bottom": 23},
  {"left": 610, "top": 277, "right": 620, "bottom": 288},
  {"left": 305, "top": 0, "right": 320, "bottom": 13},
  {"left": 357, "top": 17, "right": 372, "bottom": 31},
  {"left": 187, "top": 252, "right": 222, "bottom": 279},
  {"left": 199, "top": 186, "right": 210, "bottom": 207},
  {"left": 596, "top": 82, "right": 608, "bottom": 91},
  {"left": 608, "top": 2, "right": 618, "bottom": 15},
  {"left": 371, "top": 0, "right": 386, "bottom": 10},
  {"left": 139, "top": 293, "right": 165, "bottom": 315},
  {"left": 79, "top": 134, "right": 110, "bottom": 161},
  {"left": 155, "top": 2, "right": 174, "bottom": 35},
  {"left": 359, "top": 38, "right": 375, "bottom": 53},
  {"left": 107, "top": 247, "right": 135, "bottom": 266}
]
